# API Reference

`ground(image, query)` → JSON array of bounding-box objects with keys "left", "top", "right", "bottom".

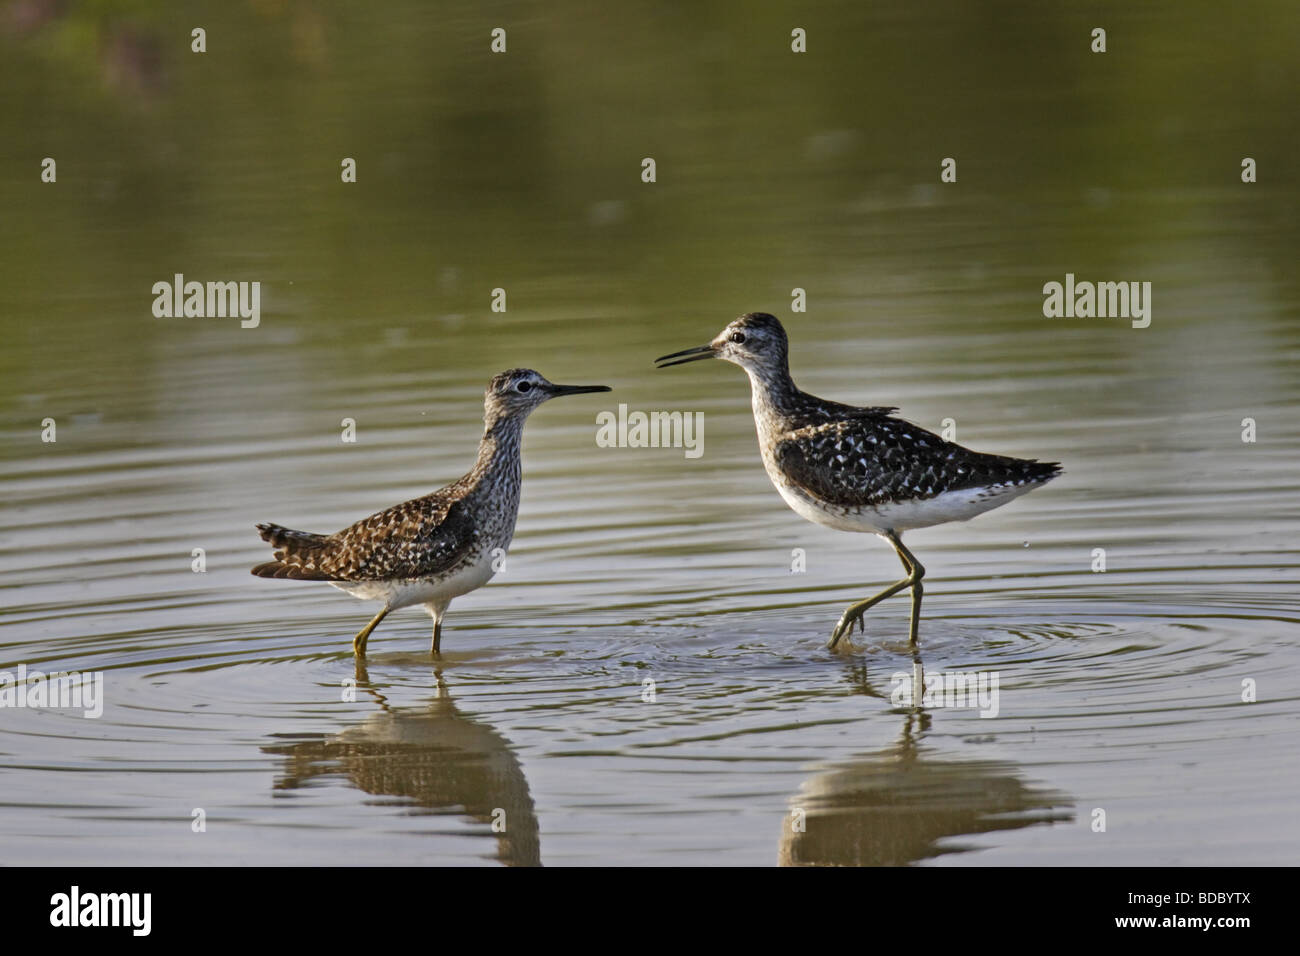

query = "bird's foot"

[{"left": 827, "top": 608, "right": 866, "bottom": 650}]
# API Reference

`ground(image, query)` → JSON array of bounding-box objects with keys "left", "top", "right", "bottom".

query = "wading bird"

[
  {"left": 252, "top": 369, "right": 610, "bottom": 656},
  {"left": 657, "top": 313, "right": 1059, "bottom": 647}
]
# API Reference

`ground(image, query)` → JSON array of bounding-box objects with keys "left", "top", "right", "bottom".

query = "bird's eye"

[
  {"left": 730, "top": 332, "right": 746, "bottom": 344},
  {"left": 516, "top": 381, "right": 532, "bottom": 393}
]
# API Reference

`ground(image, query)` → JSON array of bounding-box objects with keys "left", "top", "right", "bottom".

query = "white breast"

[
  {"left": 331, "top": 546, "right": 502, "bottom": 610},
  {"left": 769, "top": 470, "right": 1040, "bottom": 534}
]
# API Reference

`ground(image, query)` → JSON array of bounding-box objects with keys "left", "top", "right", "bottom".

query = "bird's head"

[
  {"left": 484, "top": 368, "right": 611, "bottom": 425},
  {"left": 656, "top": 312, "right": 790, "bottom": 376}
]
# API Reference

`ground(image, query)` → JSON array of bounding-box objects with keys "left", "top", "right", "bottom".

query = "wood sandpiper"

[
  {"left": 656, "top": 313, "right": 1061, "bottom": 648},
  {"left": 252, "top": 369, "right": 610, "bottom": 656}
]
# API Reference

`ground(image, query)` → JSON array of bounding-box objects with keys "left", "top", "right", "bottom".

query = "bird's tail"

[
  {"left": 1033, "top": 461, "right": 1064, "bottom": 483},
  {"left": 251, "top": 523, "right": 336, "bottom": 580}
]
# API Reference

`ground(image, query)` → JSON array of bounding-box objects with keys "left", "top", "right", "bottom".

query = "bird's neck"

[
  {"left": 471, "top": 415, "right": 525, "bottom": 487},
  {"left": 743, "top": 362, "right": 800, "bottom": 428}
]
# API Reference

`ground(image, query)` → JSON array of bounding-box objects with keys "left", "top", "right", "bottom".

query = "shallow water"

[{"left": 2, "top": 0, "right": 1298, "bottom": 865}]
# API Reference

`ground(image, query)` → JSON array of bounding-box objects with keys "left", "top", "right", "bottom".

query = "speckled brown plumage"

[
  {"left": 250, "top": 369, "right": 610, "bottom": 654},
  {"left": 250, "top": 423, "right": 515, "bottom": 586},
  {"left": 252, "top": 495, "right": 478, "bottom": 582}
]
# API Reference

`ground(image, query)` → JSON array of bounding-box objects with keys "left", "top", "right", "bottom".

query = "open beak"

[
  {"left": 655, "top": 344, "right": 716, "bottom": 368},
  {"left": 546, "top": 383, "right": 612, "bottom": 398}
]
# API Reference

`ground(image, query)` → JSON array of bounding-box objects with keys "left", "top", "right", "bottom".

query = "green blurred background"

[{"left": 2, "top": 0, "right": 1297, "bottom": 440}]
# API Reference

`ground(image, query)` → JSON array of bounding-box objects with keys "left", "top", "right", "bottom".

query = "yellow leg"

[
  {"left": 427, "top": 602, "right": 448, "bottom": 655},
  {"left": 892, "top": 534, "right": 926, "bottom": 646},
  {"left": 827, "top": 531, "right": 926, "bottom": 649},
  {"left": 352, "top": 606, "right": 390, "bottom": 657},
  {"left": 828, "top": 578, "right": 913, "bottom": 648}
]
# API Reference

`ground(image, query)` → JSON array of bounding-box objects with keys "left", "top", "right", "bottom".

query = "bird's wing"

[
  {"left": 785, "top": 391, "right": 898, "bottom": 425},
  {"left": 316, "top": 492, "right": 480, "bottom": 581},
  {"left": 773, "top": 418, "right": 1057, "bottom": 508},
  {"left": 813, "top": 401, "right": 899, "bottom": 421},
  {"left": 255, "top": 491, "right": 479, "bottom": 583}
]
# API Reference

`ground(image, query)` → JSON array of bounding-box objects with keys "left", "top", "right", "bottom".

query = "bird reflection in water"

[
  {"left": 780, "top": 655, "right": 1072, "bottom": 866},
  {"left": 264, "top": 663, "right": 541, "bottom": 866}
]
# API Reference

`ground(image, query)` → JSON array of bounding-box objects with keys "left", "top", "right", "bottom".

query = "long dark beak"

[
  {"left": 655, "top": 345, "right": 715, "bottom": 368},
  {"left": 546, "top": 383, "right": 612, "bottom": 397}
]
